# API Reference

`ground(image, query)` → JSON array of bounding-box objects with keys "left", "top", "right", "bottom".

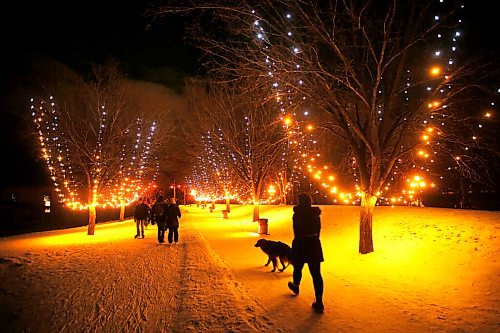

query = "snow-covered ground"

[{"left": 0, "top": 205, "right": 499, "bottom": 332}]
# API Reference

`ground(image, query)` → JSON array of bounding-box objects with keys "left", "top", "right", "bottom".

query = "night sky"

[
  {"left": 2, "top": 0, "right": 199, "bottom": 75},
  {"left": 0, "top": 0, "right": 498, "bottom": 188},
  {"left": 0, "top": 0, "right": 200, "bottom": 187}
]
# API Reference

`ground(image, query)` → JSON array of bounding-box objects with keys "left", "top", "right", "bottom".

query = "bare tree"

[
  {"left": 31, "top": 63, "right": 172, "bottom": 235},
  {"left": 157, "top": 0, "right": 496, "bottom": 253},
  {"left": 188, "top": 81, "right": 288, "bottom": 221}
]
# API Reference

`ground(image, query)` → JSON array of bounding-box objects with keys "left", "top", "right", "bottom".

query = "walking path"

[{"left": 0, "top": 221, "right": 279, "bottom": 332}]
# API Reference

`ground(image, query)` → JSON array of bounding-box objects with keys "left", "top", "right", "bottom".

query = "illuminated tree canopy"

[
  {"left": 185, "top": 81, "right": 289, "bottom": 220},
  {"left": 31, "top": 64, "right": 172, "bottom": 234},
  {"left": 158, "top": 0, "right": 498, "bottom": 253}
]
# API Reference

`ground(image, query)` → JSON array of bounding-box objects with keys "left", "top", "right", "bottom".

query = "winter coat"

[
  {"left": 152, "top": 202, "right": 168, "bottom": 225},
  {"left": 166, "top": 204, "right": 181, "bottom": 227},
  {"left": 291, "top": 205, "right": 324, "bottom": 264},
  {"left": 134, "top": 203, "right": 150, "bottom": 220}
]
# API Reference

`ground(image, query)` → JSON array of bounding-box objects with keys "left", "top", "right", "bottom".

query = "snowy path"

[
  {"left": 0, "top": 222, "right": 278, "bottom": 332},
  {"left": 1, "top": 205, "right": 499, "bottom": 332}
]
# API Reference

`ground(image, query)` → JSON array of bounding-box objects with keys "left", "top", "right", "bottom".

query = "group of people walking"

[
  {"left": 133, "top": 195, "right": 182, "bottom": 244},
  {"left": 135, "top": 191, "right": 324, "bottom": 312}
]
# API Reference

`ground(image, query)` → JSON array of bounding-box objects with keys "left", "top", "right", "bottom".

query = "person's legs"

[
  {"left": 135, "top": 220, "right": 140, "bottom": 238},
  {"left": 140, "top": 220, "right": 145, "bottom": 238},
  {"left": 173, "top": 226, "right": 179, "bottom": 243},
  {"left": 308, "top": 261, "right": 324, "bottom": 311},
  {"left": 288, "top": 260, "right": 304, "bottom": 295},
  {"left": 157, "top": 221, "right": 165, "bottom": 243},
  {"left": 293, "top": 261, "right": 305, "bottom": 286},
  {"left": 167, "top": 227, "right": 174, "bottom": 244},
  {"left": 308, "top": 262, "right": 324, "bottom": 297}
]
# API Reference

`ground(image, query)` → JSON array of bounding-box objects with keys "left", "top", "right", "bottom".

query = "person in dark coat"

[
  {"left": 166, "top": 198, "right": 182, "bottom": 244},
  {"left": 288, "top": 193, "right": 325, "bottom": 312},
  {"left": 151, "top": 196, "right": 168, "bottom": 243},
  {"left": 133, "top": 198, "right": 150, "bottom": 239}
]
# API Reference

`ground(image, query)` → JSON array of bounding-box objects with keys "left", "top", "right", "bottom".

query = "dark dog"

[{"left": 254, "top": 239, "right": 292, "bottom": 272}]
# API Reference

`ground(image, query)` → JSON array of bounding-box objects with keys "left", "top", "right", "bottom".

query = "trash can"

[
  {"left": 222, "top": 210, "right": 229, "bottom": 219},
  {"left": 258, "top": 218, "right": 269, "bottom": 235},
  {"left": 209, "top": 206, "right": 214, "bottom": 213}
]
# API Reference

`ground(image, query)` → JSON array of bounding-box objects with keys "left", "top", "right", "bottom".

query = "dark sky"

[
  {"left": 0, "top": 0, "right": 200, "bottom": 187},
  {"left": 0, "top": 0, "right": 498, "bottom": 188},
  {"left": 1, "top": 0, "right": 200, "bottom": 76}
]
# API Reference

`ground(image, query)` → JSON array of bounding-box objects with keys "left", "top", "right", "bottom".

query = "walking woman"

[{"left": 288, "top": 193, "right": 325, "bottom": 313}]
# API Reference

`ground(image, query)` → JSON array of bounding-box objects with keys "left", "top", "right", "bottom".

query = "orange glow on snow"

[{"left": 1, "top": 204, "right": 499, "bottom": 332}]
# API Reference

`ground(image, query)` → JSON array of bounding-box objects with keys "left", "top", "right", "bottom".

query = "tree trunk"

[
  {"left": 253, "top": 204, "right": 260, "bottom": 222},
  {"left": 88, "top": 204, "right": 96, "bottom": 235},
  {"left": 119, "top": 203, "right": 125, "bottom": 221},
  {"left": 359, "top": 192, "right": 377, "bottom": 254},
  {"left": 225, "top": 196, "right": 230, "bottom": 213}
]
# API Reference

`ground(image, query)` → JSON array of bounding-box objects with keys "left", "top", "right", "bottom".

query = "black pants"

[
  {"left": 293, "top": 261, "right": 323, "bottom": 297},
  {"left": 157, "top": 222, "right": 166, "bottom": 243},
  {"left": 167, "top": 226, "right": 179, "bottom": 244}
]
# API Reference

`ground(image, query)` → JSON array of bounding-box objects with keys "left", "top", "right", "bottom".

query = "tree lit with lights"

[
  {"left": 160, "top": 0, "right": 498, "bottom": 253},
  {"left": 31, "top": 65, "right": 165, "bottom": 235},
  {"left": 185, "top": 82, "right": 289, "bottom": 221}
]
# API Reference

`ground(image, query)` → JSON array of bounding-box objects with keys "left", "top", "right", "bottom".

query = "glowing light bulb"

[{"left": 430, "top": 66, "right": 441, "bottom": 76}]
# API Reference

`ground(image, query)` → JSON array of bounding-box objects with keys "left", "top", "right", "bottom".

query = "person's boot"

[
  {"left": 134, "top": 235, "right": 139, "bottom": 239},
  {"left": 288, "top": 282, "right": 299, "bottom": 295},
  {"left": 312, "top": 296, "right": 324, "bottom": 313}
]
